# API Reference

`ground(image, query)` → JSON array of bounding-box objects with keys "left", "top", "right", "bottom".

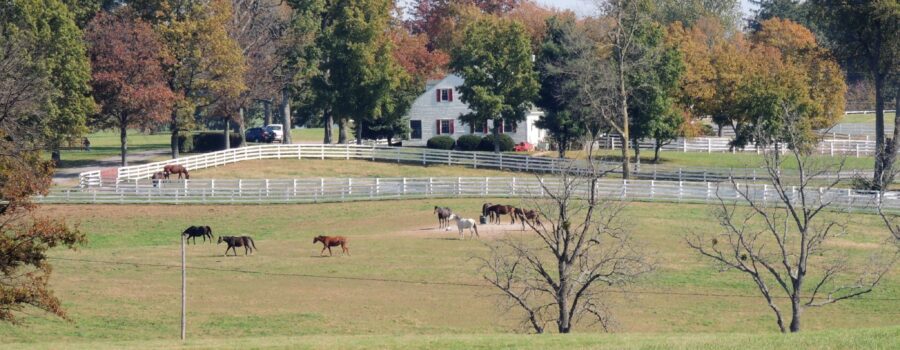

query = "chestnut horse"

[
  {"left": 486, "top": 204, "right": 516, "bottom": 224},
  {"left": 163, "top": 164, "right": 190, "bottom": 179},
  {"left": 434, "top": 206, "right": 453, "bottom": 229},
  {"left": 514, "top": 208, "right": 542, "bottom": 231},
  {"left": 313, "top": 235, "right": 350, "bottom": 256}
]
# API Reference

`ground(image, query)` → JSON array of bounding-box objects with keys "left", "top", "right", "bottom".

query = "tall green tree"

[
  {"left": 627, "top": 23, "right": 684, "bottom": 164},
  {"left": 132, "top": 0, "right": 246, "bottom": 158},
  {"left": 534, "top": 15, "right": 591, "bottom": 158},
  {"left": 450, "top": 16, "right": 538, "bottom": 153},
  {"left": 1, "top": 0, "right": 96, "bottom": 164},
  {"left": 652, "top": 0, "right": 740, "bottom": 29},
  {"left": 810, "top": 1, "right": 899, "bottom": 188}
]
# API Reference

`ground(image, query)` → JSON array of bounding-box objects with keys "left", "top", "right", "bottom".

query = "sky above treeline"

[{"left": 533, "top": 0, "right": 755, "bottom": 17}]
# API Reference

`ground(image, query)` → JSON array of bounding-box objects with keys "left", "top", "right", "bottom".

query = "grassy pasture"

[
  {"left": 49, "top": 130, "right": 171, "bottom": 168},
  {"left": 1, "top": 199, "right": 897, "bottom": 348},
  {"left": 841, "top": 112, "right": 894, "bottom": 124},
  {"left": 191, "top": 159, "right": 520, "bottom": 179},
  {"left": 536, "top": 149, "right": 875, "bottom": 170}
]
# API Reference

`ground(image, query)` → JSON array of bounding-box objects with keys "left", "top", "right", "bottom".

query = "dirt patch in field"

[{"left": 390, "top": 222, "right": 534, "bottom": 240}]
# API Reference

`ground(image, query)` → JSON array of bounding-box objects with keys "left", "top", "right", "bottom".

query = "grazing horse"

[
  {"left": 481, "top": 202, "right": 493, "bottom": 220},
  {"left": 163, "top": 164, "right": 190, "bottom": 179},
  {"left": 448, "top": 214, "right": 479, "bottom": 240},
  {"left": 514, "top": 208, "right": 542, "bottom": 231},
  {"left": 486, "top": 204, "right": 516, "bottom": 224},
  {"left": 313, "top": 235, "right": 350, "bottom": 256},
  {"left": 151, "top": 171, "right": 166, "bottom": 187},
  {"left": 182, "top": 225, "right": 214, "bottom": 244},
  {"left": 434, "top": 206, "right": 453, "bottom": 229},
  {"left": 218, "top": 235, "right": 257, "bottom": 256}
]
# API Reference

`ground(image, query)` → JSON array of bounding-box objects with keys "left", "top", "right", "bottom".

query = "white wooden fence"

[
  {"left": 78, "top": 144, "right": 877, "bottom": 189},
  {"left": 597, "top": 135, "right": 877, "bottom": 157},
  {"left": 40, "top": 177, "right": 897, "bottom": 212}
]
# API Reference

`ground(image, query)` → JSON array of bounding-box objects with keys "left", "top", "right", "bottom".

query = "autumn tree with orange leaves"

[
  {"left": 0, "top": 29, "right": 85, "bottom": 323},
  {"left": 85, "top": 9, "right": 176, "bottom": 166}
]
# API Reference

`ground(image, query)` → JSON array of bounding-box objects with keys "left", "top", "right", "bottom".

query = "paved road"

[{"left": 52, "top": 149, "right": 170, "bottom": 186}]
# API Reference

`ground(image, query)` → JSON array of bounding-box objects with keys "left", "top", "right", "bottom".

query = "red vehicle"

[{"left": 513, "top": 142, "right": 534, "bottom": 152}]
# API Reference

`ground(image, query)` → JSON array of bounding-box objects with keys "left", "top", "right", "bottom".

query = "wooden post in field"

[{"left": 181, "top": 233, "right": 186, "bottom": 341}]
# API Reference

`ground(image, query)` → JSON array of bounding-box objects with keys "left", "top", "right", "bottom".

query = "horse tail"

[
  {"left": 247, "top": 237, "right": 257, "bottom": 251},
  {"left": 473, "top": 223, "right": 479, "bottom": 237}
]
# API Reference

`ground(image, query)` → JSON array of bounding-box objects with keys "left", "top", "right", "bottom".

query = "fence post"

[
  {"left": 292, "top": 179, "right": 297, "bottom": 197},
  {"left": 447, "top": 151, "right": 451, "bottom": 166},
  {"left": 707, "top": 138, "right": 712, "bottom": 153},
  {"left": 683, "top": 138, "right": 687, "bottom": 152},
  {"left": 650, "top": 180, "right": 654, "bottom": 199},
  {"left": 422, "top": 151, "right": 426, "bottom": 165},
  {"left": 320, "top": 178, "right": 324, "bottom": 201},
  {"left": 265, "top": 179, "right": 270, "bottom": 197},
  {"left": 457, "top": 177, "right": 461, "bottom": 196},
  {"left": 621, "top": 180, "right": 628, "bottom": 199},
  {"left": 512, "top": 177, "right": 517, "bottom": 196},
  {"left": 402, "top": 177, "right": 407, "bottom": 195},
  {"left": 525, "top": 157, "right": 529, "bottom": 172},
  {"left": 348, "top": 178, "right": 352, "bottom": 196},
  {"left": 830, "top": 141, "right": 834, "bottom": 156},
  {"left": 372, "top": 145, "right": 376, "bottom": 161},
  {"left": 706, "top": 182, "right": 711, "bottom": 202},
  {"left": 428, "top": 177, "right": 433, "bottom": 196},
  {"left": 499, "top": 153, "right": 504, "bottom": 170},
  {"left": 485, "top": 177, "right": 489, "bottom": 195},
  {"left": 375, "top": 178, "right": 380, "bottom": 198},
  {"left": 763, "top": 184, "right": 767, "bottom": 203},
  {"left": 678, "top": 181, "right": 683, "bottom": 202},
  {"left": 473, "top": 153, "right": 478, "bottom": 169},
  {"left": 539, "top": 177, "right": 545, "bottom": 197},
  {"left": 856, "top": 144, "right": 860, "bottom": 158}
]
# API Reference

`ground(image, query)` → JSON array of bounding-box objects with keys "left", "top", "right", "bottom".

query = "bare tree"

[
  {"left": 686, "top": 108, "right": 897, "bottom": 333},
  {"left": 479, "top": 144, "right": 653, "bottom": 333}
]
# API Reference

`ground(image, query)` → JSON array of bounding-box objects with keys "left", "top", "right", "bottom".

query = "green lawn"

[
  {"left": 545, "top": 149, "right": 875, "bottom": 171},
  {"left": 192, "top": 159, "right": 521, "bottom": 179},
  {"left": 0, "top": 200, "right": 896, "bottom": 347},
  {"left": 841, "top": 112, "right": 895, "bottom": 124},
  {"left": 49, "top": 130, "right": 171, "bottom": 168},
  {"left": 291, "top": 128, "right": 339, "bottom": 142}
]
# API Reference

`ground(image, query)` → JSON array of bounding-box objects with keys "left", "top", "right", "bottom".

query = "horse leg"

[
  {"left": 320, "top": 246, "right": 327, "bottom": 256},
  {"left": 342, "top": 243, "right": 349, "bottom": 256},
  {"left": 327, "top": 246, "right": 333, "bottom": 256}
]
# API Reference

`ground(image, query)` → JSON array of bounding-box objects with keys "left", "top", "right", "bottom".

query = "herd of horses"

[
  {"left": 181, "top": 225, "right": 348, "bottom": 257},
  {"left": 434, "top": 203, "right": 542, "bottom": 239}
]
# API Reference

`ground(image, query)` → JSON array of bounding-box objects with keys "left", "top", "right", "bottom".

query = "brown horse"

[
  {"left": 434, "top": 206, "right": 453, "bottom": 229},
  {"left": 514, "top": 208, "right": 542, "bottom": 231},
  {"left": 218, "top": 235, "right": 256, "bottom": 256},
  {"left": 313, "top": 235, "right": 350, "bottom": 256},
  {"left": 486, "top": 204, "right": 516, "bottom": 224},
  {"left": 163, "top": 164, "right": 190, "bottom": 179},
  {"left": 481, "top": 202, "right": 493, "bottom": 219}
]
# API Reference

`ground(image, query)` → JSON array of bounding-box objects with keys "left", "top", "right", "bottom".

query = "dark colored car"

[{"left": 245, "top": 127, "right": 275, "bottom": 143}]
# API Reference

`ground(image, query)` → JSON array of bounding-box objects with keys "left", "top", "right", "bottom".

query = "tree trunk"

[
  {"left": 653, "top": 140, "right": 662, "bottom": 163},
  {"left": 883, "top": 86, "right": 900, "bottom": 186},
  {"left": 224, "top": 118, "right": 231, "bottom": 150},
  {"left": 556, "top": 261, "right": 571, "bottom": 334},
  {"left": 356, "top": 119, "right": 363, "bottom": 145},
  {"left": 558, "top": 141, "right": 567, "bottom": 159},
  {"left": 632, "top": 138, "right": 641, "bottom": 171},
  {"left": 338, "top": 118, "right": 348, "bottom": 144},
  {"left": 238, "top": 107, "right": 246, "bottom": 147},
  {"left": 120, "top": 122, "right": 128, "bottom": 166},
  {"left": 493, "top": 119, "right": 501, "bottom": 153},
  {"left": 323, "top": 108, "right": 334, "bottom": 144},
  {"left": 618, "top": 68, "right": 631, "bottom": 179},
  {"left": 717, "top": 123, "right": 723, "bottom": 137},
  {"left": 263, "top": 100, "right": 272, "bottom": 127},
  {"left": 170, "top": 109, "right": 179, "bottom": 159},
  {"left": 789, "top": 297, "right": 802, "bottom": 333},
  {"left": 873, "top": 75, "right": 886, "bottom": 188},
  {"left": 281, "top": 88, "right": 292, "bottom": 144}
]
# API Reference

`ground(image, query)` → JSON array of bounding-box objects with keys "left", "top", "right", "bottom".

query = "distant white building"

[{"left": 403, "top": 74, "right": 546, "bottom": 147}]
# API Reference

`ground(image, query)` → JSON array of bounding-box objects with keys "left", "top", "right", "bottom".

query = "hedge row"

[
  {"left": 178, "top": 131, "right": 243, "bottom": 153},
  {"left": 425, "top": 134, "right": 515, "bottom": 152}
]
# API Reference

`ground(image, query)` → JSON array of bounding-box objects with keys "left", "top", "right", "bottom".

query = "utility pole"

[{"left": 181, "top": 234, "right": 186, "bottom": 341}]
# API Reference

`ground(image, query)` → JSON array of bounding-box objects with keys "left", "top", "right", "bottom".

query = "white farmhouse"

[{"left": 403, "top": 74, "right": 546, "bottom": 147}]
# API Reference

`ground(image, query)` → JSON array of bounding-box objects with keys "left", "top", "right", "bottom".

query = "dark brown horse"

[
  {"left": 218, "top": 235, "right": 257, "bottom": 256},
  {"left": 481, "top": 202, "right": 493, "bottom": 219},
  {"left": 313, "top": 235, "right": 349, "bottom": 256},
  {"left": 514, "top": 208, "right": 542, "bottom": 231},
  {"left": 163, "top": 164, "right": 190, "bottom": 179},
  {"left": 183, "top": 225, "right": 213, "bottom": 244},
  {"left": 151, "top": 171, "right": 166, "bottom": 187},
  {"left": 434, "top": 206, "right": 453, "bottom": 229},
  {"left": 486, "top": 204, "right": 516, "bottom": 224}
]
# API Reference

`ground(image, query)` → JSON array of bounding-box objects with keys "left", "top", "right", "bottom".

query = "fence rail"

[
  {"left": 78, "top": 144, "right": 879, "bottom": 189},
  {"left": 39, "top": 177, "right": 899, "bottom": 213},
  {"left": 596, "top": 135, "right": 877, "bottom": 157}
]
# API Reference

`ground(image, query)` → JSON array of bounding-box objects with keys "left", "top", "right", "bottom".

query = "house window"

[
  {"left": 436, "top": 119, "right": 455, "bottom": 135},
  {"left": 503, "top": 119, "right": 517, "bottom": 133},
  {"left": 435, "top": 88, "right": 454, "bottom": 102},
  {"left": 410, "top": 120, "right": 422, "bottom": 139}
]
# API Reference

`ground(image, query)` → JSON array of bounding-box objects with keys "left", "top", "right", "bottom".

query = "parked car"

[
  {"left": 266, "top": 124, "right": 284, "bottom": 143},
  {"left": 245, "top": 127, "right": 275, "bottom": 143},
  {"left": 513, "top": 141, "right": 534, "bottom": 152}
]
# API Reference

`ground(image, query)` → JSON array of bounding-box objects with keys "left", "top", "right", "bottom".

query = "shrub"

[
  {"left": 478, "top": 134, "right": 515, "bottom": 152},
  {"left": 190, "top": 131, "right": 243, "bottom": 153},
  {"left": 177, "top": 131, "right": 194, "bottom": 153},
  {"left": 426, "top": 135, "right": 455, "bottom": 150},
  {"left": 456, "top": 134, "right": 482, "bottom": 151}
]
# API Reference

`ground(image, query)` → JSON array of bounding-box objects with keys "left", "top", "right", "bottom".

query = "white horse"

[{"left": 448, "top": 214, "right": 479, "bottom": 240}]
